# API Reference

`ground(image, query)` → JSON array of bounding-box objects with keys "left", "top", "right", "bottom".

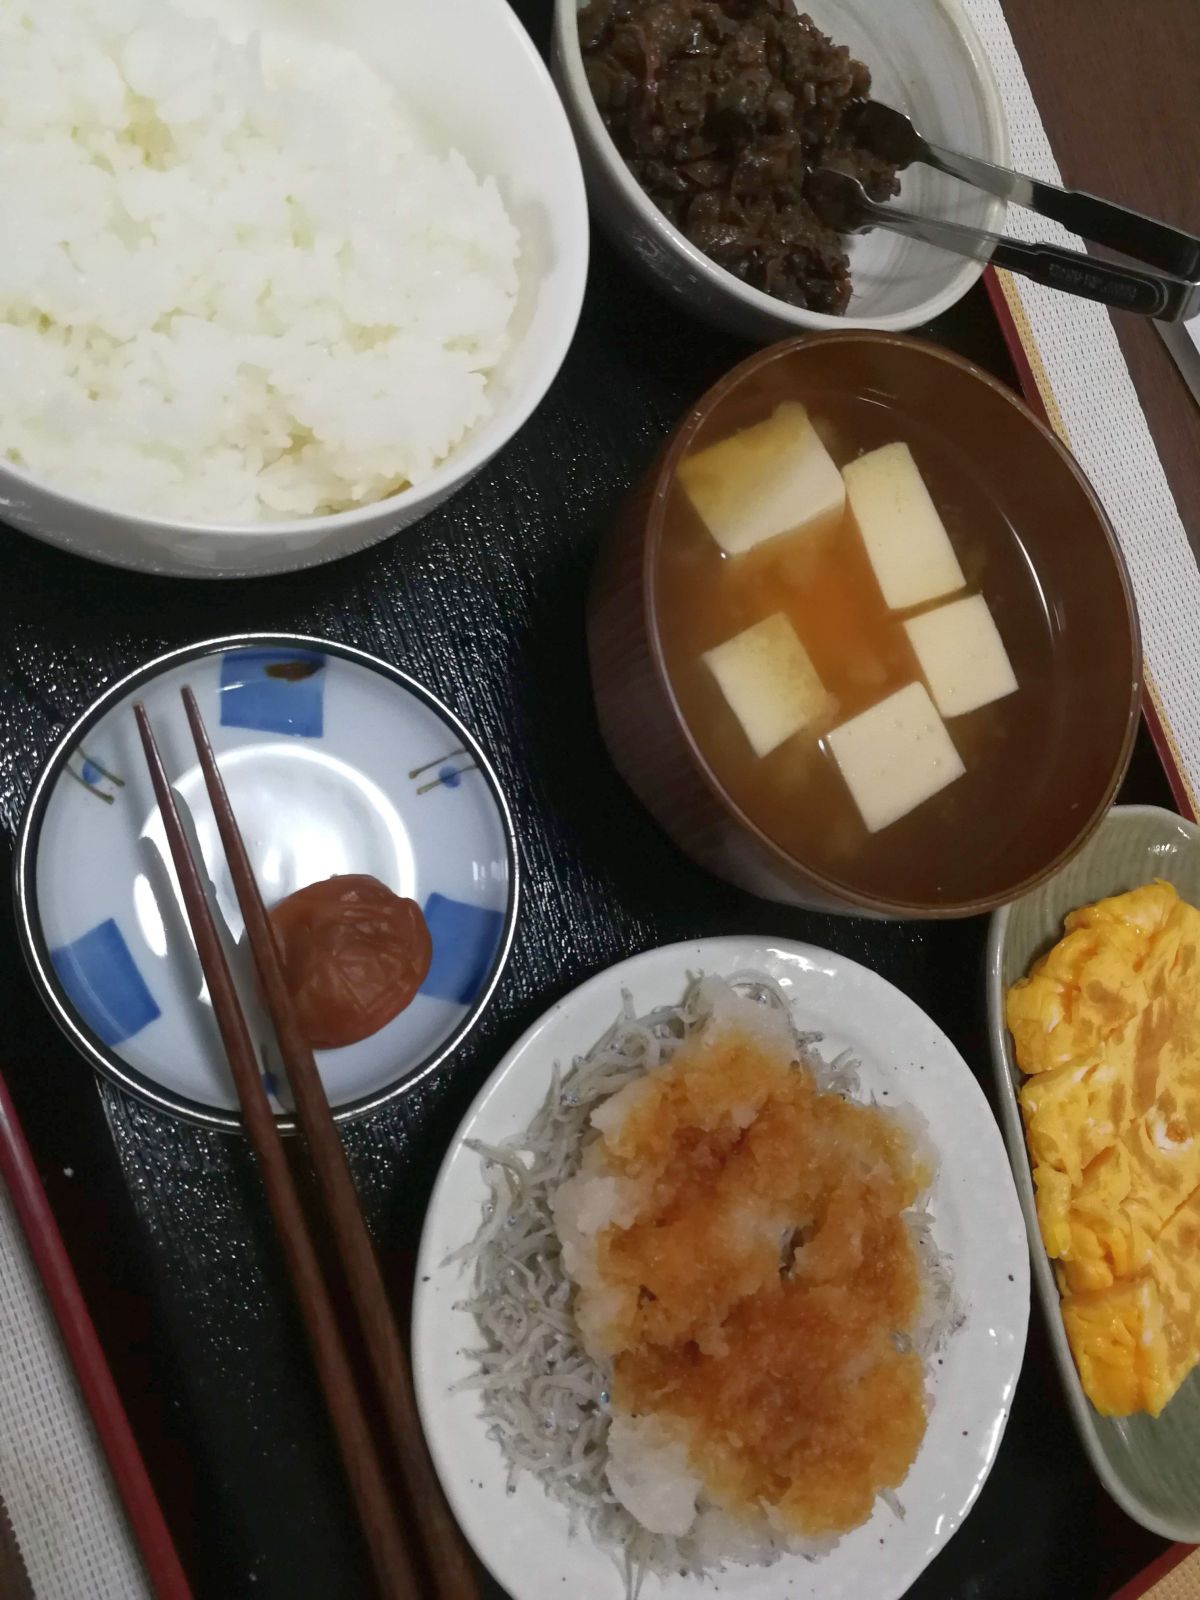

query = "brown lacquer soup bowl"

[{"left": 587, "top": 332, "right": 1141, "bottom": 919}]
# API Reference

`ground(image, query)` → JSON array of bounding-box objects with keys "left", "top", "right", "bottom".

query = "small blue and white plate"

[{"left": 15, "top": 635, "right": 519, "bottom": 1130}]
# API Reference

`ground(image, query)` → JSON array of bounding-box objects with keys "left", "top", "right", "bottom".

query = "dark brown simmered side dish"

[{"left": 578, "top": 0, "right": 900, "bottom": 313}]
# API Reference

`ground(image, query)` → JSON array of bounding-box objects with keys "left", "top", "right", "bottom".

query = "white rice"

[
  {"left": 452, "top": 972, "right": 957, "bottom": 1597},
  {"left": 0, "top": 0, "right": 520, "bottom": 522}
]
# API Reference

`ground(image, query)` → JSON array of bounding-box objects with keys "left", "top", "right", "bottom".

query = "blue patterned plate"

[{"left": 15, "top": 636, "right": 518, "bottom": 1129}]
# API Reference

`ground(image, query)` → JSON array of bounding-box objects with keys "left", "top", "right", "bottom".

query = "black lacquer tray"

[{"left": 0, "top": 5, "right": 1178, "bottom": 1593}]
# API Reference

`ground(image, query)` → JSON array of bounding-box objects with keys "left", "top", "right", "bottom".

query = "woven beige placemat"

[
  {"left": 961, "top": 0, "right": 1200, "bottom": 818},
  {"left": 1125, "top": 1547, "right": 1200, "bottom": 1600},
  {"left": 0, "top": 1181, "right": 149, "bottom": 1599},
  {"left": 1146, "top": 1549, "right": 1200, "bottom": 1600}
]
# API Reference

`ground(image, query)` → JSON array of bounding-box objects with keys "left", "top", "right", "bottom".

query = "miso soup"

[{"left": 654, "top": 363, "right": 1059, "bottom": 906}]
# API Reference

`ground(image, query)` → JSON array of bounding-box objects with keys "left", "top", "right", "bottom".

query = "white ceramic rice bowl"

[{"left": 0, "top": 0, "right": 588, "bottom": 578}]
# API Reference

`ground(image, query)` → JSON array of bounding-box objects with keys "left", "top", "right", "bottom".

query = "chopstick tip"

[{"left": 181, "top": 683, "right": 205, "bottom": 736}]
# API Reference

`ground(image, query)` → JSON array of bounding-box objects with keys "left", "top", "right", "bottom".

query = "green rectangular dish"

[{"left": 987, "top": 803, "right": 1200, "bottom": 1541}]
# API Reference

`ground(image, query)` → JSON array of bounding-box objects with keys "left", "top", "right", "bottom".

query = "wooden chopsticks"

[{"left": 135, "top": 692, "right": 479, "bottom": 1600}]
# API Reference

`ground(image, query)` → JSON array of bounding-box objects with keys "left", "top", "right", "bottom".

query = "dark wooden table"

[
  {"left": 1, "top": 4, "right": 1195, "bottom": 1598},
  {"left": 1003, "top": 0, "right": 1200, "bottom": 562}
]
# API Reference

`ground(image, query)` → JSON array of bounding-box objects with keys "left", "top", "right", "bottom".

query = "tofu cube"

[
  {"left": 842, "top": 442, "right": 965, "bottom": 611},
  {"left": 903, "top": 593, "right": 1018, "bottom": 717},
  {"left": 703, "top": 613, "right": 832, "bottom": 759},
  {"left": 678, "top": 402, "right": 845, "bottom": 557},
  {"left": 826, "top": 682, "right": 965, "bottom": 833}
]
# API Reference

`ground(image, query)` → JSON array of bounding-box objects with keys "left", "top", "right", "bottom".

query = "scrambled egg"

[{"left": 1006, "top": 880, "right": 1200, "bottom": 1415}]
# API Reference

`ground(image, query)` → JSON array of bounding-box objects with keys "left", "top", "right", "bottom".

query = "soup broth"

[{"left": 654, "top": 367, "right": 1059, "bottom": 906}]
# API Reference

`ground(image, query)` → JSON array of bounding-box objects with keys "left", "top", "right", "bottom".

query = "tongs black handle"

[
  {"left": 813, "top": 170, "right": 1199, "bottom": 324},
  {"left": 854, "top": 101, "right": 1200, "bottom": 281},
  {"left": 986, "top": 231, "right": 1189, "bottom": 320},
  {"left": 923, "top": 143, "right": 1200, "bottom": 281}
]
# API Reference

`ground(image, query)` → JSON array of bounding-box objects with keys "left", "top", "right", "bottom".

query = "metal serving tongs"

[{"left": 813, "top": 101, "right": 1200, "bottom": 322}]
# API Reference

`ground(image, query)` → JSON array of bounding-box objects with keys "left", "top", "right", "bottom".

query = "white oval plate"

[
  {"left": 16, "top": 635, "right": 518, "bottom": 1129},
  {"left": 414, "top": 936, "right": 1030, "bottom": 1600}
]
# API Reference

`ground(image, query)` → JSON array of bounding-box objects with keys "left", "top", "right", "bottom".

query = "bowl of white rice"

[{"left": 0, "top": 0, "right": 588, "bottom": 576}]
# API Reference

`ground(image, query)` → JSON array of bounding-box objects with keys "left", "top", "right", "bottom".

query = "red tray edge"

[
  {"left": 1109, "top": 1540, "right": 1197, "bottom": 1600},
  {"left": 0, "top": 1069, "right": 193, "bottom": 1600}
]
